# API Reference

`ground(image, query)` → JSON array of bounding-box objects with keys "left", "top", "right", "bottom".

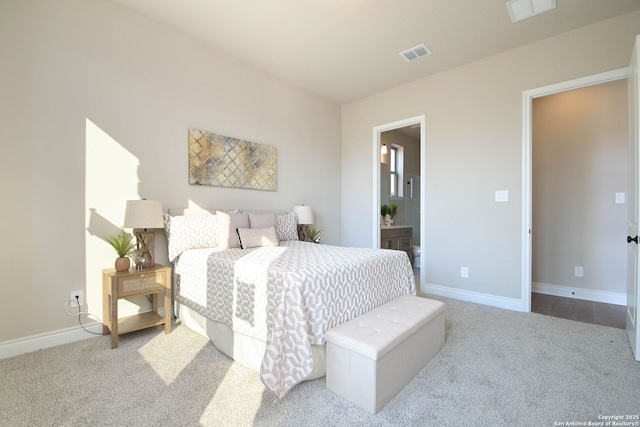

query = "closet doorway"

[
  {"left": 522, "top": 68, "right": 629, "bottom": 315},
  {"left": 530, "top": 78, "right": 628, "bottom": 328}
]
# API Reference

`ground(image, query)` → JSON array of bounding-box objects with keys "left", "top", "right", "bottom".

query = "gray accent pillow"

[{"left": 249, "top": 212, "right": 277, "bottom": 229}]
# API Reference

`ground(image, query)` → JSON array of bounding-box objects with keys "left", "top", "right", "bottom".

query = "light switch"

[
  {"left": 495, "top": 190, "right": 509, "bottom": 202},
  {"left": 615, "top": 192, "right": 626, "bottom": 204}
]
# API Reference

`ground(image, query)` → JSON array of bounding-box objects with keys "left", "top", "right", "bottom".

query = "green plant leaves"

[{"left": 105, "top": 228, "right": 136, "bottom": 258}]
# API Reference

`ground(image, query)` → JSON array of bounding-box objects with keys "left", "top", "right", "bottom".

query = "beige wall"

[
  {"left": 341, "top": 11, "right": 640, "bottom": 303},
  {"left": 0, "top": 0, "right": 341, "bottom": 342},
  {"left": 533, "top": 80, "right": 628, "bottom": 296},
  {"left": 2, "top": 1, "right": 637, "bottom": 347}
]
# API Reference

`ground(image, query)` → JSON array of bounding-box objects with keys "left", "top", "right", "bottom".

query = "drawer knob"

[{"left": 140, "top": 274, "right": 145, "bottom": 280}]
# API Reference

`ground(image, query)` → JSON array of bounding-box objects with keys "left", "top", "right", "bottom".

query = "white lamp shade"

[
  {"left": 293, "top": 205, "right": 314, "bottom": 225},
  {"left": 123, "top": 200, "right": 164, "bottom": 229}
]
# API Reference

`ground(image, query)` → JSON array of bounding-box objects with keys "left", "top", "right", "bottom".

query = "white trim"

[
  {"left": 525, "top": 69, "right": 628, "bottom": 98},
  {"left": 532, "top": 282, "right": 627, "bottom": 306},
  {"left": 372, "top": 115, "right": 427, "bottom": 285},
  {"left": 521, "top": 67, "right": 629, "bottom": 313},
  {"left": 0, "top": 322, "right": 103, "bottom": 360},
  {"left": 521, "top": 87, "right": 533, "bottom": 313},
  {"left": 0, "top": 307, "right": 167, "bottom": 359},
  {"left": 422, "top": 282, "right": 524, "bottom": 312}
]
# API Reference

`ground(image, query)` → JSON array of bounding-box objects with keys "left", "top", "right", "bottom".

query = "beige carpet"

[{"left": 1, "top": 296, "right": 639, "bottom": 426}]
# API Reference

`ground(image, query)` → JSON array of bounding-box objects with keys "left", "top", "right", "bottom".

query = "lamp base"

[
  {"left": 297, "top": 224, "right": 309, "bottom": 242},
  {"left": 133, "top": 229, "right": 155, "bottom": 268}
]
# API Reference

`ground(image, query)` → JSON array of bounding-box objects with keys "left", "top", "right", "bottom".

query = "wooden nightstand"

[{"left": 102, "top": 263, "right": 172, "bottom": 349}]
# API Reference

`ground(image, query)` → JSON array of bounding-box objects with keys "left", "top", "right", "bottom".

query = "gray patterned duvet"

[{"left": 174, "top": 240, "right": 416, "bottom": 399}]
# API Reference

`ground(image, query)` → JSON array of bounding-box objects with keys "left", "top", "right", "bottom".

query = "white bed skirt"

[{"left": 175, "top": 301, "right": 327, "bottom": 380}]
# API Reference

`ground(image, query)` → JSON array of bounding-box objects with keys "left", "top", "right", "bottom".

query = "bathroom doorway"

[{"left": 373, "top": 115, "right": 426, "bottom": 289}]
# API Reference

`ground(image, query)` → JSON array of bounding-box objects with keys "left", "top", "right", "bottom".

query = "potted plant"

[
  {"left": 389, "top": 204, "right": 397, "bottom": 220},
  {"left": 105, "top": 228, "right": 136, "bottom": 272},
  {"left": 381, "top": 204, "right": 398, "bottom": 226},
  {"left": 307, "top": 228, "right": 323, "bottom": 243}
]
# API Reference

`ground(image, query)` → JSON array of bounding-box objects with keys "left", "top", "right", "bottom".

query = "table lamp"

[
  {"left": 293, "top": 205, "right": 314, "bottom": 242},
  {"left": 124, "top": 199, "right": 164, "bottom": 269}
]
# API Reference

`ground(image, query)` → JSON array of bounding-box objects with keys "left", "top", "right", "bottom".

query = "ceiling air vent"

[{"left": 400, "top": 44, "right": 431, "bottom": 62}]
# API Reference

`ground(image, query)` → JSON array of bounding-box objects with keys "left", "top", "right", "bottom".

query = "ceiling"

[{"left": 109, "top": 0, "right": 640, "bottom": 105}]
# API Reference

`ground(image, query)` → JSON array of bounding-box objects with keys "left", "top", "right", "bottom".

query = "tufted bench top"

[{"left": 325, "top": 295, "right": 446, "bottom": 360}]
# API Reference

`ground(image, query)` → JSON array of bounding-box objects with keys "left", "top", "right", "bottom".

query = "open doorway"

[
  {"left": 373, "top": 115, "right": 426, "bottom": 289},
  {"left": 530, "top": 80, "right": 628, "bottom": 329},
  {"left": 522, "top": 68, "right": 629, "bottom": 316}
]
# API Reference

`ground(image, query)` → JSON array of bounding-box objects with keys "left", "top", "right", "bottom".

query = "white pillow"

[
  {"left": 236, "top": 226, "right": 279, "bottom": 249},
  {"left": 276, "top": 211, "right": 299, "bottom": 241},
  {"left": 216, "top": 210, "right": 250, "bottom": 249},
  {"left": 164, "top": 214, "right": 217, "bottom": 261}
]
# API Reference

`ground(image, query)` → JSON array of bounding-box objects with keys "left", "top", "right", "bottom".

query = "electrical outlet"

[
  {"left": 574, "top": 266, "right": 584, "bottom": 277},
  {"left": 70, "top": 290, "right": 83, "bottom": 308},
  {"left": 461, "top": 267, "right": 469, "bottom": 278}
]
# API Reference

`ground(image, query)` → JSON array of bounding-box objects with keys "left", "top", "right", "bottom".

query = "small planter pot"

[{"left": 115, "top": 257, "right": 131, "bottom": 272}]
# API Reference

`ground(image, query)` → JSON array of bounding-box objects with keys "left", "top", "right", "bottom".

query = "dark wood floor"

[{"left": 531, "top": 293, "right": 627, "bottom": 329}]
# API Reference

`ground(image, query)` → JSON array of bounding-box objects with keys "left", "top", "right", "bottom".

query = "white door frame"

[
  {"left": 521, "top": 68, "right": 629, "bottom": 312},
  {"left": 373, "top": 115, "right": 426, "bottom": 285}
]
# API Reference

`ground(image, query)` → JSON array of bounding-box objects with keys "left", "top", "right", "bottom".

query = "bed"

[{"left": 165, "top": 208, "right": 416, "bottom": 399}]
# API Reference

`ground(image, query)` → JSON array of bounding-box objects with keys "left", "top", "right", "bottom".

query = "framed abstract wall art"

[{"left": 188, "top": 128, "right": 277, "bottom": 191}]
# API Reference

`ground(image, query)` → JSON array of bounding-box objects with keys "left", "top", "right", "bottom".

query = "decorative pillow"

[
  {"left": 236, "top": 226, "right": 279, "bottom": 249},
  {"left": 276, "top": 211, "right": 299, "bottom": 241},
  {"left": 163, "top": 212, "right": 172, "bottom": 238},
  {"left": 164, "top": 214, "right": 217, "bottom": 262},
  {"left": 249, "top": 212, "right": 276, "bottom": 229},
  {"left": 216, "top": 210, "right": 250, "bottom": 249}
]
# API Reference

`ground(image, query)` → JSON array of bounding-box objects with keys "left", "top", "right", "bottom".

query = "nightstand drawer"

[{"left": 117, "top": 271, "right": 167, "bottom": 297}]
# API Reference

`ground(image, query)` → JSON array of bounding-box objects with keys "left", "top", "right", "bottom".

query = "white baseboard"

[
  {"left": 0, "top": 308, "right": 166, "bottom": 360},
  {"left": 421, "top": 282, "right": 526, "bottom": 312},
  {"left": 532, "top": 282, "right": 626, "bottom": 306},
  {"left": 0, "top": 322, "right": 103, "bottom": 360}
]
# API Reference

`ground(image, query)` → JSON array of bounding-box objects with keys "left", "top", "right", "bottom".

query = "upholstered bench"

[{"left": 325, "top": 295, "right": 446, "bottom": 414}]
